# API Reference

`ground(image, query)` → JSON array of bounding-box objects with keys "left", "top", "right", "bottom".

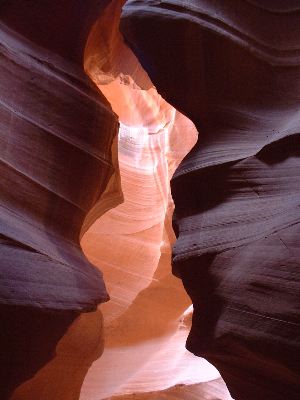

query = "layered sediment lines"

[
  {"left": 105, "top": 378, "right": 232, "bottom": 400},
  {"left": 81, "top": 4, "right": 224, "bottom": 396},
  {"left": 121, "top": 1, "right": 300, "bottom": 399},
  {"left": 0, "top": 2, "right": 120, "bottom": 398},
  {"left": 0, "top": 1, "right": 119, "bottom": 311}
]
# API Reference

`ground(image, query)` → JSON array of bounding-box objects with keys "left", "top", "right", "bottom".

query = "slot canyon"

[{"left": 0, "top": 1, "right": 299, "bottom": 400}]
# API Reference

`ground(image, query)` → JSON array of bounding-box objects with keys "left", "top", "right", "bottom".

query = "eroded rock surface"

[
  {"left": 0, "top": 1, "right": 119, "bottom": 398},
  {"left": 121, "top": 1, "right": 300, "bottom": 399},
  {"left": 80, "top": 4, "right": 224, "bottom": 397},
  {"left": 105, "top": 378, "right": 232, "bottom": 400},
  {"left": 0, "top": 0, "right": 118, "bottom": 313}
]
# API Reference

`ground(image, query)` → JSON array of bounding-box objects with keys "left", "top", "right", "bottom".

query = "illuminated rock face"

[
  {"left": 80, "top": 4, "right": 226, "bottom": 397},
  {"left": 121, "top": 1, "right": 300, "bottom": 399},
  {"left": 105, "top": 378, "right": 232, "bottom": 400}
]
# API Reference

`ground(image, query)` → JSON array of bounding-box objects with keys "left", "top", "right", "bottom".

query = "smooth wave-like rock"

[
  {"left": 0, "top": 1, "right": 120, "bottom": 311},
  {"left": 0, "top": 2, "right": 120, "bottom": 398},
  {"left": 121, "top": 1, "right": 300, "bottom": 399},
  {"left": 104, "top": 378, "right": 232, "bottom": 400},
  {"left": 81, "top": 4, "right": 224, "bottom": 397}
]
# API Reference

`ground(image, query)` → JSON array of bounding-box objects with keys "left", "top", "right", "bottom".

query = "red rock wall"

[{"left": 81, "top": 4, "right": 223, "bottom": 397}]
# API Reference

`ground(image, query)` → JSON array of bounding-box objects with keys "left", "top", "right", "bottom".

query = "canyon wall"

[
  {"left": 1, "top": 1, "right": 220, "bottom": 398},
  {"left": 0, "top": 1, "right": 119, "bottom": 398},
  {"left": 1, "top": 1, "right": 299, "bottom": 399},
  {"left": 81, "top": 3, "right": 224, "bottom": 397},
  {"left": 121, "top": 1, "right": 300, "bottom": 399}
]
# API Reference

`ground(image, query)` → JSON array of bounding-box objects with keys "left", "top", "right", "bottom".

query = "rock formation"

[
  {"left": 81, "top": 3, "right": 225, "bottom": 397},
  {"left": 0, "top": 1, "right": 119, "bottom": 398},
  {"left": 1, "top": 0, "right": 299, "bottom": 399},
  {"left": 121, "top": 1, "right": 300, "bottom": 399},
  {"left": 104, "top": 378, "right": 232, "bottom": 400},
  {"left": 1, "top": 1, "right": 225, "bottom": 399}
]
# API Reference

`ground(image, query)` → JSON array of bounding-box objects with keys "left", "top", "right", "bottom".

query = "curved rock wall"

[
  {"left": 2, "top": 1, "right": 299, "bottom": 399},
  {"left": 0, "top": 2, "right": 119, "bottom": 398},
  {"left": 0, "top": 0, "right": 118, "bottom": 313},
  {"left": 81, "top": 3, "right": 224, "bottom": 397},
  {"left": 121, "top": 1, "right": 300, "bottom": 399}
]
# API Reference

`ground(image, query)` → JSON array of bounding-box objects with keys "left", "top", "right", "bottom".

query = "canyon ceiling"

[{"left": 0, "top": 1, "right": 299, "bottom": 400}]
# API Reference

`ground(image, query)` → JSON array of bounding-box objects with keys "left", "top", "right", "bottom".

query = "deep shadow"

[
  {"left": 257, "top": 133, "right": 300, "bottom": 165},
  {"left": 0, "top": 305, "right": 77, "bottom": 399},
  {"left": 171, "top": 161, "right": 237, "bottom": 219},
  {"left": 173, "top": 254, "right": 224, "bottom": 355}
]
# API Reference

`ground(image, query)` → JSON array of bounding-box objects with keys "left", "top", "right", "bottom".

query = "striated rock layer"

[
  {"left": 80, "top": 4, "right": 225, "bottom": 397},
  {"left": 0, "top": 1, "right": 120, "bottom": 398},
  {"left": 121, "top": 1, "right": 300, "bottom": 399},
  {"left": 0, "top": 0, "right": 119, "bottom": 313},
  {"left": 104, "top": 378, "right": 232, "bottom": 400}
]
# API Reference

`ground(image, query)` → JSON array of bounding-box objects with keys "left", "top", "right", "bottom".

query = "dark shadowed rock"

[
  {"left": 121, "top": 1, "right": 300, "bottom": 398},
  {"left": 0, "top": 1, "right": 120, "bottom": 311},
  {"left": 0, "top": 3, "right": 116, "bottom": 397}
]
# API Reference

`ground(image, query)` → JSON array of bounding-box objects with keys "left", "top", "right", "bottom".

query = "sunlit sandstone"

[{"left": 81, "top": 2, "right": 226, "bottom": 397}]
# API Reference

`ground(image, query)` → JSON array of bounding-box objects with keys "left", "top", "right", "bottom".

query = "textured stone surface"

[
  {"left": 104, "top": 378, "right": 232, "bottom": 400},
  {"left": 121, "top": 1, "right": 300, "bottom": 399},
  {"left": 81, "top": 5, "right": 225, "bottom": 397},
  {"left": 0, "top": 1, "right": 120, "bottom": 311},
  {"left": 0, "top": 2, "right": 117, "bottom": 399},
  {"left": 2, "top": 1, "right": 299, "bottom": 399}
]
